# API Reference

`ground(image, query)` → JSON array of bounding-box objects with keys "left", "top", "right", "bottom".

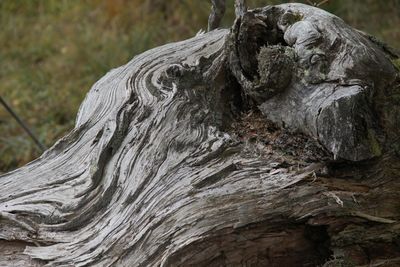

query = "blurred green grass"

[{"left": 0, "top": 0, "right": 399, "bottom": 172}]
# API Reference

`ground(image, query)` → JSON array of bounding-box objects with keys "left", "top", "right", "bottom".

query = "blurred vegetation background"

[{"left": 0, "top": 0, "right": 399, "bottom": 173}]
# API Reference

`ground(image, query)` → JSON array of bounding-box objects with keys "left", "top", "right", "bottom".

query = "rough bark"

[{"left": 1, "top": 3, "right": 400, "bottom": 267}]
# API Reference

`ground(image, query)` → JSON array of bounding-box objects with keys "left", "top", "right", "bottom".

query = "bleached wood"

[{"left": 0, "top": 3, "right": 399, "bottom": 266}]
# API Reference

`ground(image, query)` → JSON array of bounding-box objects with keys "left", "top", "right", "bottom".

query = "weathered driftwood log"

[{"left": 1, "top": 3, "right": 400, "bottom": 267}]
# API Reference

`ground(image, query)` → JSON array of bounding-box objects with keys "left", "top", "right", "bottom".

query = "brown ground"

[{"left": 230, "top": 109, "right": 331, "bottom": 163}]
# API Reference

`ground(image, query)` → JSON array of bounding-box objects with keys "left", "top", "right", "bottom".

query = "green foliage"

[{"left": 0, "top": 0, "right": 399, "bottom": 172}]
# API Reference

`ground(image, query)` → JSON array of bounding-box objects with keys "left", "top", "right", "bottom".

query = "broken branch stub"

[
  {"left": 227, "top": 3, "right": 399, "bottom": 161},
  {"left": 1, "top": 3, "right": 400, "bottom": 267}
]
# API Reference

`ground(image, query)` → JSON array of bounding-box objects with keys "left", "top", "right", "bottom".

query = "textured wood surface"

[{"left": 0, "top": 3, "right": 399, "bottom": 266}]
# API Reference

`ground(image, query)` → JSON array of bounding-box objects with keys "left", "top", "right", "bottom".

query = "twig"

[
  {"left": 0, "top": 95, "right": 46, "bottom": 152},
  {"left": 208, "top": 0, "right": 226, "bottom": 31},
  {"left": 317, "top": 0, "right": 330, "bottom": 7},
  {"left": 307, "top": 0, "right": 330, "bottom": 7},
  {"left": 208, "top": 0, "right": 248, "bottom": 31}
]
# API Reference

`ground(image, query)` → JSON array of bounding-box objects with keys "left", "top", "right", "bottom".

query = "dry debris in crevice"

[{"left": 230, "top": 109, "right": 331, "bottom": 163}]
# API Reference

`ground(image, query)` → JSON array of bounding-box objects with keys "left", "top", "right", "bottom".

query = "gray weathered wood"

[
  {"left": 208, "top": 0, "right": 226, "bottom": 31},
  {"left": 0, "top": 3, "right": 400, "bottom": 266},
  {"left": 234, "top": 0, "right": 248, "bottom": 17},
  {"left": 228, "top": 3, "right": 399, "bottom": 161}
]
